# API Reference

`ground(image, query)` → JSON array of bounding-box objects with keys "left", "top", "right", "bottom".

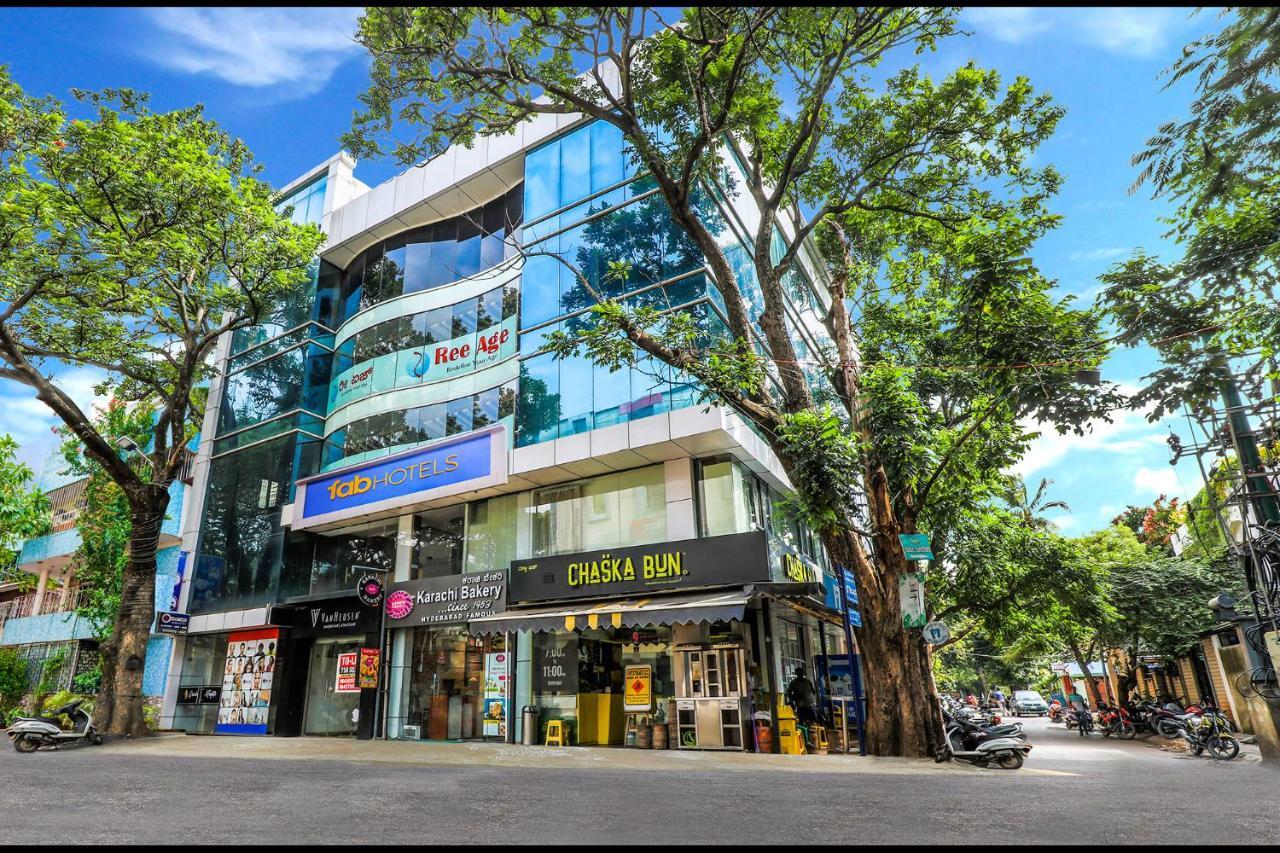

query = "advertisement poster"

[
  {"left": 624, "top": 665, "right": 652, "bottom": 712},
  {"left": 483, "top": 652, "right": 508, "bottom": 738},
  {"left": 215, "top": 628, "right": 279, "bottom": 735},
  {"left": 358, "top": 647, "right": 380, "bottom": 689},
  {"left": 336, "top": 651, "right": 359, "bottom": 693}
]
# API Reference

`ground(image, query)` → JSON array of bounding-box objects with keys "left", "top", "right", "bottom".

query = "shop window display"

[{"left": 392, "top": 627, "right": 506, "bottom": 740}]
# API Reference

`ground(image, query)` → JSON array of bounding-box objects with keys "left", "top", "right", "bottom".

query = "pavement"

[{"left": 2, "top": 715, "right": 1276, "bottom": 844}]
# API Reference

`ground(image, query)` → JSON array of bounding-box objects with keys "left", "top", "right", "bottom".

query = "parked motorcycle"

[
  {"left": 1065, "top": 706, "right": 1094, "bottom": 736},
  {"left": 935, "top": 709, "right": 1032, "bottom": 769},
  {"left": 1149, "top": 699, "right": 1207, "bottom": 740},
  {"left": 1047, "top": 700, "right": 1064, "bottom": 723},
  {"left": 7, "top": 698, "right": 102, "bottom": 752},
  {"left": 1097, "top": 702, "right": 1136, "bottom": 739}
]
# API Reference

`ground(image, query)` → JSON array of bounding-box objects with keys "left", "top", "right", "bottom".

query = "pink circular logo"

[{"left": 385, "top": 590, "right": 414, "bottom": 620}]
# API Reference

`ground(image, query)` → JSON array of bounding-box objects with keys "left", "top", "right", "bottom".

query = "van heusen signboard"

[
  {"left": 508, "top": 531, "right": 771, "bottom": 604},
  {"left": 290, "top": 425, "right": 508, "bottom": 531},
  {"left": 383, "top": 571, "right": 507, "bottom": 627}
]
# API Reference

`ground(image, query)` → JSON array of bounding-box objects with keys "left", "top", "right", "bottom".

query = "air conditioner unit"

[{"left": 402, "top": 725, "right": 422, "bottom": 740}]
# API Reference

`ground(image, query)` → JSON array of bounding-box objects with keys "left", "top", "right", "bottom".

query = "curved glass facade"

[
  {"left": 328, "top": 380, "right": 517, "bottom": 467},
  {"left": 338, "top": 187, "right": 522, "bottom": 323},
  {"left": 328, "top": 280, "right": 519, "bottom": 412}
]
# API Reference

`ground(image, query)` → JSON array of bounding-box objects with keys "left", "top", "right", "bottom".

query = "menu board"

[
  {"left": 358, "top": 647, "right": 380, "bottom": 689},
  {"left": 483, "top": 652, "right": 509, "bottom": 738},
  {"left": 215, "top": 628, "right": 279, "bottom": 735},
  {"left": 336, "top": 651, "right": 359, "bottom": 693}
]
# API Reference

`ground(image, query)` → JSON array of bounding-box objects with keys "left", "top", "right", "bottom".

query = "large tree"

[
  {"left": 346, "top": 7, "right": 1117, "bottom": 756},
  {"left": 0, "top": 433, "right": 50, "bottom": 572},
  {"left": 0, "top": 70, "right": 324, "bottom": 735}
]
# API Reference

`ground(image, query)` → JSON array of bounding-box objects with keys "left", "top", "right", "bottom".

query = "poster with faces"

[{"left": 215, "top": 628, "right": 279, "bottom": 734}]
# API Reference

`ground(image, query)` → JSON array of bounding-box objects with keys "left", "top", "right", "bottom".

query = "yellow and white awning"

[{"left": 468, "top": 588, "right": 752, "bottom": 634}]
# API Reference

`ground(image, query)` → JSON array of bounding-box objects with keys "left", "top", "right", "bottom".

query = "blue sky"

[{"left": 0, "top": 7, "right": 1222, "bottom": 531}]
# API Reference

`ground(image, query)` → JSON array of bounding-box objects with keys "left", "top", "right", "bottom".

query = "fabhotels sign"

[{"left": 290, "top": 425, "right": 508, "bottom": 530}]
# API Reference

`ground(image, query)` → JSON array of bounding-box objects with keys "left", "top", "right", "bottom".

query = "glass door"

[{"left": 302, "top": 638, "right": 361, "bottom": 736}]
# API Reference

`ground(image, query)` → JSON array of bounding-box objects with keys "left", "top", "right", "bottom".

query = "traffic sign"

[{"left": 923, "top": 621, "right": 950, "bottom": 645}]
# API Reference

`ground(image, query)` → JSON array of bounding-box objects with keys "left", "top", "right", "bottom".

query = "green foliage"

[
  {"left": 61, "top": 402, "right": 154, "bottom": 641},
  {"left": 0, "top": 65, "right": 325, "bottom": 494},
  {"left": 0, "top": 646, "right": 29, "bottom": 710},
  {"left": 71, "top": 665, "right": 103, "bottom": 696},
  {"left": 1102, "top": 9, "right": 1280, "bottom": 419},
  {"left": 36, "top": 648, "right": 67, "bottom": 695},
  {"left": 0, "top": 433, "right": 51, "bottom": 566}
]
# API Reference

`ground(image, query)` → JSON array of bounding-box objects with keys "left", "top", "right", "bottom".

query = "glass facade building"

[{"left": 166, "top": 119, "right": 857, "bottom": 751}]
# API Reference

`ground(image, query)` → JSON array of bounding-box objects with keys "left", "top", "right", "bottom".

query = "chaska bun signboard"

[{"left": 508, "top": 531, "right": 771, "bottom": 604}]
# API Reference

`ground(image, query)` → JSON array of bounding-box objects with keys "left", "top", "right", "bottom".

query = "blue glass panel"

[
  {"left": 557, "top": 351, "right": 595, "bottom": 438},
  {"left": 524, "top": 139, "right": 561, "bottom": 222},
  {"left": 403, "top": 236, "right": 433, "bottom": 294},
  {"left": 516, "top": 354, "right": 561, "bottom": 447},
  {"left": 456, "top": 216, "right": 482, "bottom": 279},
  {"left": 428, "top": 228, "right": 458, "bottom": 288},
  {"left": 559, "top": 124, "right": 591, "bottom": 211},
  {"left": 420, "top": 402, "right": 447, "bottom": 442},
  {"left": 590, "top": 121, "right": 626, "bottom": 194},
  {"left": 593, "top": 360, "right": 631, "bottom": 430},
  {"left": 519, "top": 319, "right": 560, "bottom": 356},
  {"left": 628, "top": 354, "right": 671, "bottom": 420},
  {"left": 446, "top": 395, "right": 473, "bottom": 435},
  {"left": 519, "top": 253, "right": 560, "bottom": 328}
]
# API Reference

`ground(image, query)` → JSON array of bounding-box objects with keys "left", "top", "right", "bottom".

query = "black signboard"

[
  {"left": 383, "top": 571, "right": 506, "bottom": 628},
  {"left": 534, "top": 635, "right": 578, "bottom": 694},
  {"left": 198, "top": 685, "right": 222, "bottom": 705},
  {"left": 177, "top": 686, "right": 201, "bottom": 705},
  {"left": 508, "top": 531, "right": 771, "bottom": 604},
  {"left": 156, "top": 611, "right": 190, "bottom": 635},
  {"left": 356, "top": 572, "right": 385, "bottom": 607},
  {"left": 271, "top": 595, "right": 382, "bottom": 638}
]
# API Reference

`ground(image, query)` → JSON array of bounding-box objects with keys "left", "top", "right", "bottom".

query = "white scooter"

[
  {"left": 7, "top": 698, "right": 103, "bottom": 752},
  {"left": 935, "top": 710, "right": 1032, "bottom": 769}
]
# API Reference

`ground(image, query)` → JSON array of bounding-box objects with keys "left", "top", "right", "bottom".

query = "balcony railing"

[{"left": 0, "top": 585, "right": 88, "bottom": 622}]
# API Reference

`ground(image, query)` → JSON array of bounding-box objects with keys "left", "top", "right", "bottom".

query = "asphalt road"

[{"left": 2, "top": 716, "right": 1276, "bottom": 845}]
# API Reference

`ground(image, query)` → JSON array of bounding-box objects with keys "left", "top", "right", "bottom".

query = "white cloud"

[
  {"left": 0, "top": 366, "right": 110, "bottom": 480},
  {"left": 1132, "top": 465, "right": 1184, "bottom": 499},
  {"left": 1013, "top": 399, "right": 1168, "bottom": 480},
  {"left": 962, "top": 7, "right": 1192, "bottom": 58},
  {"left": 1068, "top": 247, "right": 1132, "bottom": 263},
  {"left": 1074, "top": 8, "right": 1186, "bottom": 59},
  {"left": 142, "top": 8, "right": 363, "bottom": 95},
  {"left": 965, "top": 8, "right": 1053, "bottom": 43}
]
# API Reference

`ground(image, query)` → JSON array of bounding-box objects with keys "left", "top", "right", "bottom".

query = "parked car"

[{"left": 1009, "top": 690, "right": 1049, "bottom": 717}]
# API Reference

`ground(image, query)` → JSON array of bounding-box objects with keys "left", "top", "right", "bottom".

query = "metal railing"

[{"left": 1, "top": 585, "right": 87, "bottom": 620}]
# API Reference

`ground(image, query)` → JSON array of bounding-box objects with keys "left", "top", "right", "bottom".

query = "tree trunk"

[
  {"left": 95, "top": 492, "right": 167, "bottom": 737},
  {"left": 824, "top": 528, "right": 943, "bottom": 757},
  {"left": 1067, "top": 639, "right": 1101, "bottom": 706}
]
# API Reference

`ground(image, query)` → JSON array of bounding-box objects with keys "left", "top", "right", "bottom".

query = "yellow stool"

[
  {"left": 545, "top": 719, "right": 569, "bottom": 747},
  {"left": 812, "top": 725, "right": 829, "bottom": 755}
]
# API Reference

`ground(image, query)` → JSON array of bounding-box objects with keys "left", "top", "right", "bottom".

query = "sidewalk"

[{"left": 111, "top": 732, "right": 1073, "bottom": 777}]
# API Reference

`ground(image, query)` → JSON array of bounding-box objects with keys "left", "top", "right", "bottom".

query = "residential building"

[{"left": 0, "top": 455, "right": 191, "bottom": 700}]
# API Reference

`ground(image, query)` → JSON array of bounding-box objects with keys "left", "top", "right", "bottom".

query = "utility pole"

[{"left": 1213, "top": 358, "right": 1280, "bottom": 759}]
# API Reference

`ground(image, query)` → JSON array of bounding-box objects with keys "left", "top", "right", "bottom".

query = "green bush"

[
  {"left": 0, "top": 647, "right": 28, "bottom": 710},
  {"left": 72, "top": 666, "right": 102, "bottom": 695}
]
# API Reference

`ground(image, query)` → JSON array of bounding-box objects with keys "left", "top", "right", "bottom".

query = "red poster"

[
  {"left": 358, "top": 647, "right": 380, "bottom": 689},
  {"left": 335, "top": 651, "right": 359, "bottom": 693}
]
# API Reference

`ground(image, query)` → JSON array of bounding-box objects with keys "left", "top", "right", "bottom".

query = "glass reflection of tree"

[
  {"left": 517, "top": 362, "right": 561, "bottom": 444},
  {"left": 556, "top": 177, "right": 724, "bottom": 333}
]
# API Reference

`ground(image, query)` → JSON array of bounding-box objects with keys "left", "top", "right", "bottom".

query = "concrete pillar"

[
  {"left": 58, "top": 569, "right": 74, "bottom": 609},
  {"left": 663, "top": 458, "right": 696, "bottom": 541},
  {"left": 31, "top": 567, "right": 50, "bottom": 614}
]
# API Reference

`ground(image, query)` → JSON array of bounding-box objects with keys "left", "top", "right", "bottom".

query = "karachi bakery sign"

[{"left": 291, "top": 425, "right": 508, "bottom": 530}]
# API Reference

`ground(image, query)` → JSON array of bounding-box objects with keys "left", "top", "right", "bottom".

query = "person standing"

[
  {"left": 991, "top": 687, "right": 1006, "bottom": 713},
  {"left": 786, "top": 665, "right": 820, "bottom": 743}
]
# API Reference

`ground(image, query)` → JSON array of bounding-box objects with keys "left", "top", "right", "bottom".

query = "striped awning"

[{"left": 468, "top": 588, "right": 751, "bottom": 634}]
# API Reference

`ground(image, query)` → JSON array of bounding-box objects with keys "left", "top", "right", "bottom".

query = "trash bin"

[{"left": 522, "top": 706, "right": 540, "bottom": 746}]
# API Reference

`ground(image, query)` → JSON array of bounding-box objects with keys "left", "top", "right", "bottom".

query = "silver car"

[{"left": 1010, "top": 690, "right": 1049, "bottom": 716}]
